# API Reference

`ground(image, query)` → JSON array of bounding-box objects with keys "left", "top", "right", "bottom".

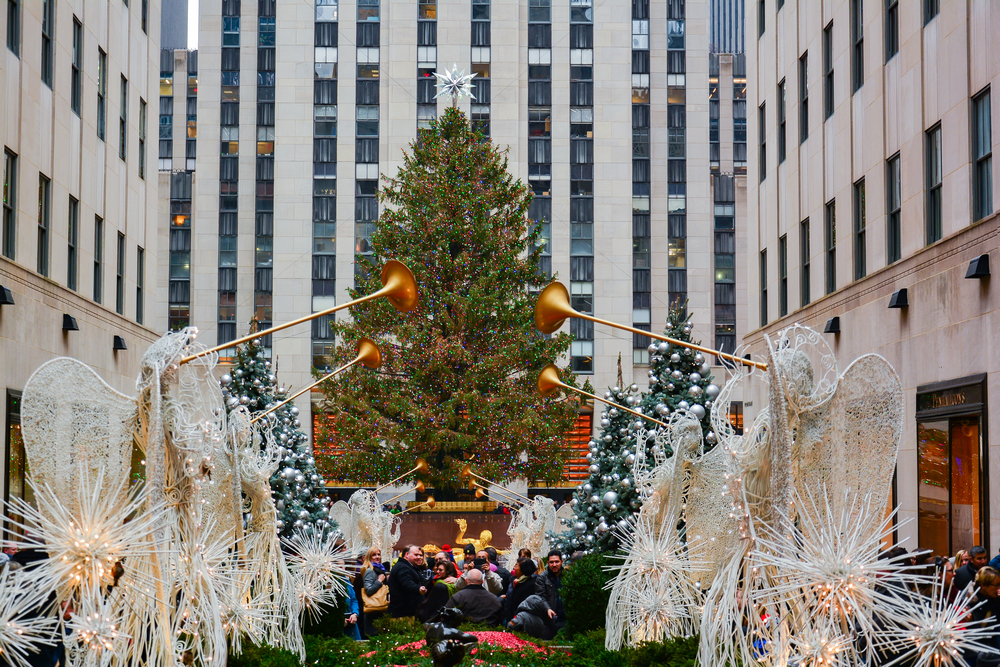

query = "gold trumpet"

[
  {"left": 460, "top": 464, "right": 532, "bottom": 503},
  {"left": 537, "top": 364, "right": 667, "bottom": 428},
  {"left": 382, "top": 480, "right": 427, "bottom": 506},
  {"left": 471, "top": 481, "right": 521, "bottom": 508},
  {"left": 399, "top": 497, "right": 436, "bottom": 514},
  {"left": 250, "top": 339, "right": 382, "bottom": 424},
  {"left": 534, "top": 281, "right": 767, "bottom": 371},
  {"left": 374, "top": 458, "right": 430, "bottom": 493},
  {"left": 181, "top": 260, "right": 418, "bottom": 365}
]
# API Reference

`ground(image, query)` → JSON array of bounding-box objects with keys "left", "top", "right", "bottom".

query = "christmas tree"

[
  {"left": 220, "top": 330, "right": 331, "bottom": 536},
  {"left": 639, "top": 303, "right": 721, "bottom": 452},
  {"left": 317, "top": 106, "right": 582, "bottom": 491},
  {"left": 555, "top": 307, "right": 722, "bottom": 554},
  {"left": 555, "top": 356, "right": 645, "bottom": 553}
]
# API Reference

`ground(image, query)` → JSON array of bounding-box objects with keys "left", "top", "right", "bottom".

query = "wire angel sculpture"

[
  {"left": 505, "top": 496, "right": 563, "bottom": 570},
  {"left": 328, "top": 488, "right": 400, "bottom": 557},
  {"left": 3, "top": 326, "right": 345, "bottom": 667}
]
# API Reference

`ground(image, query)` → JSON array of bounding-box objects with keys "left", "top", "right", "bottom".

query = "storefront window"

[
  {"left": 5, "top": 391, "right": 31, "bottom": 538},
  {"left": 916, "top": 378, "right": 986, "bottom": 558}
]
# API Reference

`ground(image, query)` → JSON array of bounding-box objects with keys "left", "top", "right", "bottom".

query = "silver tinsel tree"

[{"left": 220, "top": 330, "right": 331, "bottom": 537}]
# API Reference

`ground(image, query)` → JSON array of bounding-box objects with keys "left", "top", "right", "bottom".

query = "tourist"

[
  {"left": 936, "top": 556, "right": 959, "bottom": 603},
  {"left": 356, "top": 546, "right": 389, "bottom": 637},
  {"left": 503, "top": 557, "right": 539, "bottom": 626},
  {"left": 990, "top": 547, "right": 1000, "bottom": 572},
  {"left": 460, "top": 543, "right": 476, "bottom": 569},
  {"left": 955, "top": 549, "right": 971, "bottom": 569},
  {"left": 972, "top": 567, "right": 1000, "bottom": 658},
  {"left": 954, "top": 546, "right": 989, "bottom": 591},
  {"left": 456, "top": 556, "right": 504, "bottom": 595},
  {"left": 416, "top": 564, "right": 456, "bottom": 623},
  {"left": 445, "top": 568, "right": 503, "bottom": 625},
  {"left": 485, "top": 546, "right": 510, "bottom": 592},
  {"left": 536, "top": 550, "right": 566, "bottom": 631},
  {"left": 387, "top": 545, "right": 427, "bottom": 619},
  {"left": 507, "top": 594, "right": 552, "bottom": 639},
  {"left": 343, "top": 577, "right": 361, "bottom": 640},
  {"left": 441, "top": 544, "right": 455, "bottom": 562}
]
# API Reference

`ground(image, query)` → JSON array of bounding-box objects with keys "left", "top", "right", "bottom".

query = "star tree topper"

[{"left": 434, "top": 63, "right": 477, "bottom": 106}]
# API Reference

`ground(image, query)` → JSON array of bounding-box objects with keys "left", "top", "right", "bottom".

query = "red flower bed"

[{"left": 362, "top": 631, "right": 550, "bottom": 660}]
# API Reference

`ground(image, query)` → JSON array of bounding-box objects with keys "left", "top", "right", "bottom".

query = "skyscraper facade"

[
  {"left": 171, "top": 0, "right": 749, "bottom": 487},
  {"left": 745, "top": 0, "right": 1000, "bottom": 555}
]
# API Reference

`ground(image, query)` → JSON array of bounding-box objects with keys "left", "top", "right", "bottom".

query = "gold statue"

[{"left": 420, "top": 518, "right": 507, "bottom": 559}]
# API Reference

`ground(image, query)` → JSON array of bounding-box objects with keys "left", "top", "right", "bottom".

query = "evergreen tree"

[
  {"left": 555, "top": 306, "right": 722, "bottom": 553},
  {"left": 317, "top": 107, "right": 582, "bottom": 491},
  {"left": 555, "top": 357, "right": 644, "bottom": 553},
  {"left": 220, "top": 330, "right": 331, "bottom": 536},
  {"left": 639, "top": 304, "right": 721, "bottom": 451}
]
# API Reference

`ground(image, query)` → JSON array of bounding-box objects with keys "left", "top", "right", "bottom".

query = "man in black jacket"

[
  {"left": 445, "top": 568, "right": 502, "bottom": 625},
  {"left": 387, "top": 545, "right": 427, "bottom": 618},
  {"left": 535, "top": 550, "right": 566, "bottom": 632},
  {"left": 955, "top": 545, "right": 990, "bottom": 592}
]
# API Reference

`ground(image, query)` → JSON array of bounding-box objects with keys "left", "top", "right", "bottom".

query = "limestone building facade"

[
  {"left": 745, "top": 0, "right": 1000, "bottom": 555},
  {"left": 1, "top": 0, "right": 162, "bottom": 511},
  {"left": 176, "top": 0, "right": 750, "bottom": 468}
]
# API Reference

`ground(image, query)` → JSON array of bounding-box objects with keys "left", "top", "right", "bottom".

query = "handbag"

[{"left": 360, "top": 567, "right": 389, "bottom": 613}]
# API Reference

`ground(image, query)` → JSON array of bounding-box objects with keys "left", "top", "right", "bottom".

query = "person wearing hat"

[
  {"left": 441, "top": 544, "right": 455, "bottom": 563},
  {"left": 459, "top": 543, "right": 476, "bottom": 570},
  {"left": 503, "top": 557, "right": 549, "bottom": 626}
]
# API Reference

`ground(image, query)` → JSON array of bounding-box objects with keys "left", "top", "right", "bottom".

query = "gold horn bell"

[
  {"left": 537, "top": 363, "right": 668, "bottom": 428},
  {"left": 534, "top": 281, "right": 766, "bottom": 371},
  {"left": 182, "top": 260, "right": 418, "bottom": 364}
]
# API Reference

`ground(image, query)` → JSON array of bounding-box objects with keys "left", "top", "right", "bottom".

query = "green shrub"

[
  {"left": 561, "top": 552, "right": 615, "bottom": 637},
  {"left": 627, "top": 635, "right": 699, "bottom": 667}
]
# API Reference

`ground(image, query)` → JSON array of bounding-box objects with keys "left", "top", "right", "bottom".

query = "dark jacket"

[
  {"left": 446, "top": 584, "right": 503, "bottom": 626},
  {"left": 535, "top": 568, "right": 564, "bottom": 621},
  {"left": 507, "top": 594, "right": 551, "bottom": 639},
  {"left": 416, "top": 582, "right": 453, "bottom": 623},
  {"left": 954, "top": 563, "right": 980, "bottom": 592},
  {"left": 493, "top": 564, "right": 512, "bottom": 594},
  {"left": 503, "top": 575, "right": 539, "bottom": 626},
  {"left": 387, "top": 558, "right": 424, "bottom": 618}
]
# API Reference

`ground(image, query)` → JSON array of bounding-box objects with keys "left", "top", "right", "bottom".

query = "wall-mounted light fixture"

[
  {"left": 113, "top": 335, "right": 128, "bottom": 351},
  {"left": 823, "top": 316, "right": 840, "bottom": 334},
  {"left": 62, "top": 314, "right": 79, "bottom": 331},
  {"left": 888, "top": 288, "right": 908, "bottom": 309},
  {"left": 966, "top": 254, "right": 990, "bottom": 279},
  {"left": 0, "top": 286, "right": 14, "bottom": 305}
]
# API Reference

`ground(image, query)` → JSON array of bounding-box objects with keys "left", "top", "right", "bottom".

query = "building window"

[
  {"left": 6, "top": 390, "right": 27, "bottom": 538},
  {"left": 141, "top": 0, "right": 147, "bottom": 33},
  {"left": 36, "top": 174, "right": 49, "bottom": 276},
  {"left": 778, "top": 235, "right": 788, "bottom": 317},
  {"left": 136, "top": 246, "right": 144, "bottom": 324},
  {"left": 926, "top": 123, "right": 942, "bottom": 244},
  {"left": 71, "top": 18, "right": 82, "bottom": 115},
  {"left": 886, "top": 153, "right": 901, "bottom": 263},
  {"left": 138, "top": 99, "right": 147, "bottom": 179},
  {"left": 823, "top": 22, "right": 834, "bottom": 119},
  {"left": 885, "top": 0, "right": 899, "bottom": 61},
  {"left": 777, "top": 80, "right": 786, "bottom": 163},
  {"left": 40, "top": 0, "right": 53, "bottom": 87},
  {"left": 800, "top": 219, "right": 810, "bottom": 306},
  {"left": 758, "top": 103, "right": 766, "bottom": 181},
  {"left": 757, "top": 0, "right": 765, "bottom": 38},
  {"left": 924, "top": 0, "right": 939, "bottom": 24},
  {"left": 115, "top": 232, "right": 125, "bottom": 314},
  {"left": 759, "top": 249, "right": 768, "bottom": 326},
  {"left": 2, "top": 149, "right": 15, "bottom": 260},
  {"left": 97, "top": 48, "right": 107, "bottom": 141},
  {"left": 223, "top": 16, "right": 240, "bottom": 46},
  {"left": 853, "top": 178, "right": 866, "bottom": 280},
  {"left": 851, "top": 0, "right": 864, "bottom": 93},
  {"left": 119, "top": 76, "right": 128, "bottom": 161},
  {"left": 972, "top": 88, "right": 993, "bottom": 221},
  {"left": 93, "top": 216, "right": 103, "bottom": 303},
  {"left": 825, "top": 200, "right": 836, "bottom": 294},
  {"left": 799, "top": 52, "right": 808, "bottom": 143},
  {"left": 7, "top": 0, "right": 20, "bottom": 56},
  {"left": 67, "top": 197, "right": 78, "bottom": 291}
]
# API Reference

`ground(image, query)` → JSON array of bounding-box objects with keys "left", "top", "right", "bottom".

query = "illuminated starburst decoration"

[
  {"left": 5, "top": 468, "right": 165, "bottom": 602},
  {"left": 433, "top": 63, "right": 477, "bottom": 105},
  {"left": 65, "top": 597, "right": 131, "bottom": 667},
  {"left": 0, "top": 568, "right": 59, "bottom": 667},
  {"left": 786, "top": 619, "right": 853, "bottom": 667},
  {"left": 604, "top": 511, "right": 703, "bottom": 650},
  {"left": 282, "top": 526, "right": 349, "bottom": 622},
  {"left": 878, "top": 580, "right": 1000, "bottom": 667}
]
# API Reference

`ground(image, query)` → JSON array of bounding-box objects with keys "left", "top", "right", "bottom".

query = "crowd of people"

[{"left": 348, "top": 544, "right": 569, "bottom": 640}]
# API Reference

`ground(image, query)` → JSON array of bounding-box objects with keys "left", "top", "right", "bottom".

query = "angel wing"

[{"left": 20, "top": 358, "right": 138, "bottom": 516}]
